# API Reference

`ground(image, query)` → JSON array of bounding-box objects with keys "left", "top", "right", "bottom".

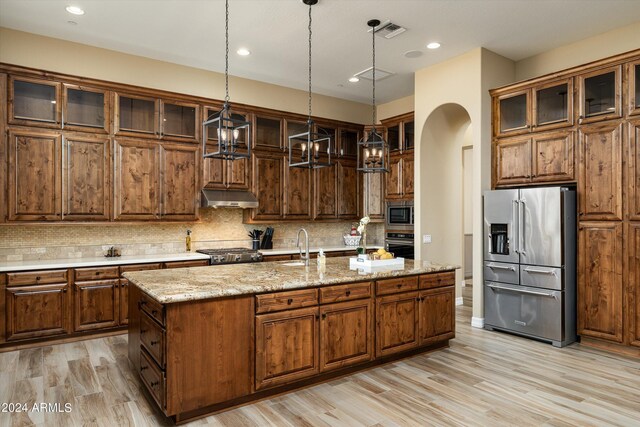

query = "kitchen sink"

[{"left": 281, "top": 262, "right": 306, "bottom": 267}]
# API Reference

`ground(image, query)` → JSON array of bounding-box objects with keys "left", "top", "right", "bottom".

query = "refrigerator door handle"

[
  {"left": 523, "top": 267, "right": 556, "bottom": 276},
  {"left": 519, "top": 199, "right": 526, "bottom": 256},
  {"left": 487, "top": 264, "right": 516, "bottom": 272},
  {"left": 487, "top": 283, "right": 556, "bottom": 298},
  {"left": 512, "top": 199, "right": 520, "bottom": 254}
]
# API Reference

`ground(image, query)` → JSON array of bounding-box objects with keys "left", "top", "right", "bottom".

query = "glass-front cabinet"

[
  {"left": 160, "top": 100, "right": 198, "bottom": 140},
  {"left": 532, "top": 79, "right": 573, "bottom": 130},
  {"left": 254, "top": 115, "right": 283, "bottom": 150},
  {"left": 495, "top": 89, "right": 530, "bottom": 136},
  {"left": 387, "top": 123, "right": 401, "bottom": 151},
  {"left": 577, "top": 65, "right": 622, "bottom": 124},
  {"left": 403, "top": 121, "right": 414, "bottom": 150},
  {"left": 9, "top": 76, "right": 61, "bottom": 127},
  {"left": 339, "top": 128, "right": 360, "bottom": 157},
  {"left": 63, "top": 84, "right": 109, "bottom": 132},
  {"left": 315, "top": 124, "right": 338, "bottom": 155},
  {"left": 630, "top": 60, "right": 640, "bottom": 116}
]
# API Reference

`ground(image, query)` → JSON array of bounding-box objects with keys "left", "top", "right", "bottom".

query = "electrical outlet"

[{"left": 423, "top": 234, "right": 432, "bottom": 244}]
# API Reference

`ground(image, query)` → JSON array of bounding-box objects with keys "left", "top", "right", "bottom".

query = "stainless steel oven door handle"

[
  {"left": 386, "top": 239, "right": 414, "bottom": 245},
  {"left": 487, "top": 283, "right": 555, "bottom": 298},
  {"left": 487, "top": 264, "right": 516, "bottom": 272},
  {"left": 523, "top": 268, "right": 556, "bottom": 276}
]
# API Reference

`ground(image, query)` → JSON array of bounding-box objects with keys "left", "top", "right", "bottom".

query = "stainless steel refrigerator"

[{"left": 483, "top": 186, "right": 576, "bottom": 347}]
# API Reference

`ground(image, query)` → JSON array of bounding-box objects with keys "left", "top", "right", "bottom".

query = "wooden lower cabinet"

[
  {"left": 319, "top": 299, "right": 373, "bottom": 372},
  {"left": 578, "top": 222, "right": 623, "bottom": 342},
  {"left": 73, "top": 279, "right": 120, "bottom": 332},
  {"left": 375, "top": 291, "right": 419, "bottom": 357},
  {"left": 119, "top": 279, "right": 129, "bottom": 325},
  {"left": 418, "top": 286, "right": 455, "bottom": 345},
  {"left": 6, "top": 283, "right": 70, "bottom": 341},
  {"left": 255, "top": 306, "right": 319, "bottom": 390}
]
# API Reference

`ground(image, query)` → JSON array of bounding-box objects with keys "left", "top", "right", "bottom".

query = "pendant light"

[
  {"left": 288, "top": 0, "right": 333, "bottom": 169},
  {"left": 357, "top": 19, "right": 388, "bottom": 173},
  {"left": 203, "top": 0, "right": 251, "bottom": 161}
]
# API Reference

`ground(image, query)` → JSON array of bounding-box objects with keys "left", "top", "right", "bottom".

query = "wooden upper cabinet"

[
  {"left": 402, "top": 156, "right": 414, "bottom": 198},
  {"left": 578, "top": 222, "right": 623, "bottom": 343},
  {"left": 255, "top": 114, "right": 283, "bottom": 151},
  {"left": 363, "top": 172, "right": 385, "bottom": 221},
  {"left": 226, "top": 158, "right": 250, "bottom": 190},
  {"left": 63, "top": 134, "right": 110, "bottom": 221},
  {"left": 255, "top": 307, "right": 319, "bottom": 390},
  {"left": 74, "top": 279, "right": 120, "bottom": 332},
  {"left": 577, "top": 65, "right": 622, "bottom": 125},
  {"left": 160, "top": 143, "right": 199, "bottom": 220},
  {"left": 114, "top": 92, "right": 159, "bottom": 137},
  {"left": 578, "top": 122, "right": 623, "bottom": 220},
  {"left": 251, "top": 151, "right": 283, "bottom": 221},
  {"left": 375, "top": 291, "right": 419, "bottom": 357},
  {"left": 9, "top": 76, "right": 61, "bottom": 128},
  {"left": 203, "top": 150, "right": 226, "bottom": 190},
  {"left": 314, "top": 163, "right": 338, "bottom": 220},
  {"left": 203, "top": 150, "right": 250, "bottom": 191},
  {"left": 319, "top": 299, "right": 373, "bottom": 372},
  {"left": 385, "top": 155, "right": 403, "bottom": 199},
  {"left": 494, "top": 135, "right": 532, "bottom": 186},
  {"left": 113, "top": 138, "right": 161, "bottom": 220},
  {"left": 8, "top": 129, "right": 62, "bottom": 221},
  {"left": 532, "top": 78, "right": 574, "bottom": 131},
  {"left": 339, "top": 128, "right": 360, "bottom": 158},
  {"left": 386, "top": 122, "right": 401, "bottom": 152},
  {"left": 630, "top": 120, "right": 640, "bottom": 221},
  {"left": 283, "top": 159, "right": 312, "bottom": 220},
  {"left": 629, "top": 223, "right": 640, "bottom": 348},
  {"left": 315, "top": 124, "right": 338, "bottom": 155},
  {"left": 160, "top": 99, "right": 199, "bottom": 142},
  {"left": 629, "top": 60, "right": 640, "bottom": 117},
  {"left": 62, "top": 84, "right": 109, "bottom": 133},
  {"left": 337, "top": 159, "right": 359, "bottom": 220},
  {"left": 531, "top": 130, "right": 575, "bottom": 183},
  {"left": 495, "top": 89, "right": 530, "bottom": 137},
  {"left": 6, "top": 283, "right": 71, "bottom": 341}
]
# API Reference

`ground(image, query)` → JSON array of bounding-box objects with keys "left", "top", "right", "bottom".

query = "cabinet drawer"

[
  {"left": 74, "top": 266, "right": 119, "bottom": 281},
  {"left": 420, "top": 272, "right": 456, "bottom": 290},
  {"left": 256, "top": 289, "right": 318, "bottom": 314},
  {"left": 139, "top": 348, "right": 165, "bottom": 409},
  {"left": 138, "top": 292, "right": 165, "bottom": 326},
  {"left": 140, "top": 312, "right": 165, "bottom": 368},
  {"left": 163, "top": 260, "right": 210, "bottom": 269},
  {"left": 7, "top": 270, "right": 68, "bottom": 286},
  {"left": 120, "top": 263, "right": 162, "bottom": 274},
  {"left": 376, "top": 276, "right": 419, "bottom": 296},
  {"left": 262, "top": 255, "right": 293, "bottom": 262},
  {"left": 319, "top": 282, "right": 372, "bottom": 304}
]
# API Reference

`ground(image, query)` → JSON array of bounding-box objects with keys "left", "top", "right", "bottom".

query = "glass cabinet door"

[
  {"left": 340, "top": 129, "right": 359, "bottom": 157},
  {"left": 578, "top": 65, "right": 621, "bottom": 124},
  {"left": 63, "top": 85, "right": 108, "bottom": 131},
  {"left": 161, "top": 101, "right": 198, "bottom": 140},
  {"left": 403, "top": 121, "right": 414, "bottom": 150},
  {"left": 497, "top": 90, "right": 530, "bottom": 136},
  {"left": 533, "top": 79, "right": 573, "bottom": 130},
  {"left": 255, "top": 115, "right": 283, "bottom": 150},
  {"left": 630, "top": 61, "right": 640, "bottom": 116},
  {"left": 387, "top": 123, "right": 400, "bottom": 151},
  {"left": 116, "top": 93, "right": 158, "bottom": 135},
  {"left": 10, "top": 77, "right": 60, "bottom": 126},
  {"left": 316, "top": 125, "right": 337, "bottom": 154},
  {"left": 204, "top": 107, "right": 250, "bottom": 149}
]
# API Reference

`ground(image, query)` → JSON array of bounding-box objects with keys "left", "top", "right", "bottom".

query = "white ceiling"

[{"left": 1, "top": 0, "right": 639, "bottom": 104}]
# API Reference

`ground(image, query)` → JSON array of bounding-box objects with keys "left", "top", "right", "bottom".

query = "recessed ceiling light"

[
  {"left": 426, "top": 42, "right": 441, "bottom": 49},
  {"left": 65, "top": 5, "right": 85, "bottom": 15},
  {"left": 237, "top": 48, "right": 251, "bottom": 56},
  {"left": 348, "top": 77, "right": 360, "bottom": 83}
]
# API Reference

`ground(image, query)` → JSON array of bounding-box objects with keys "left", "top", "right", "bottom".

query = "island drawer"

[
  {"left": 420, "top": 272, "right": 455, "bottom": 290},
  {"left": 256, "top": 289, "right": 318, "bottom": 314},
  {"left": 74, "top": 266, "right": 120, "bottom": 281},
  {"left": 319, "top": 282, "right": 372, "bottom": 304},
  {"left": 140, "top": 312, "right": 165, "bottom": 368},
  {"left": 376, "top": 276, "right": 419, "bottom": 296},
  {"left": 7, "top": 269, "right": 69, "bottom": 286},
  {"left": 140, "top": 348, "right": 165, "bottom": 409},
  {"left": 138, "top": 292, "right": 165, "bottom": 326},
  {"left": 163, "top": 260, "right": 210, "bottom": 269}
]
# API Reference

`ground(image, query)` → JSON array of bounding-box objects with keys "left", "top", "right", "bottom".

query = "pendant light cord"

[
  {"left": 372, "top": 23, "right": 377, "bottom": 127},
  {"left": 225, "top": 0, "right": 230, "bottom": 104},
  {"left": 307, "top": 2, "right": 313, "bottom": 123}
]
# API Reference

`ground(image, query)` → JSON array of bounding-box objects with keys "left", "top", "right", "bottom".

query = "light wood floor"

[{"left": 2, "top": 286, "right": 640, "bottom": 427}]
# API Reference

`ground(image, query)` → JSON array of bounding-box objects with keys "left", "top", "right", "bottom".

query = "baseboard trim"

[
  {"left": 455, "top": 297, "right": 464, "bottom": 306},
  {"left": 471, "top": 317, "right": 485, "bottom": 328}
]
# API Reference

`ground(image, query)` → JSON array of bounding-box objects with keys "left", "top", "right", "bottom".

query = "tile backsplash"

[{"left": 0, "top": 209, "right": 383, "bottom": 262}]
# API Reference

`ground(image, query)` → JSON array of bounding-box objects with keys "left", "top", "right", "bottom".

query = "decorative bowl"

[{"left": 343, "top": 235, "right": 362, "bottom": 247}]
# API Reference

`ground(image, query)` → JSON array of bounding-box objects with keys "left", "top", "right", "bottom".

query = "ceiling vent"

[
  {"left": 367, "top": 20, "right": 406, "bottom": 39},
  {"left": 353, "top": 66, "right": 394, "bottom": 82}
]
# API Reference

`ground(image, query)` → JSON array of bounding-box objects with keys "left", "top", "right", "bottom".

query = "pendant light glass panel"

[
  {"left": 203, "top": 105, "right": 251, "bottom": 160},
  {"left": 289, "top": 122, "right": 332, "bottom": 168},
  {"left": 358, "top": 128, "right": 388, "bottom": 173}
]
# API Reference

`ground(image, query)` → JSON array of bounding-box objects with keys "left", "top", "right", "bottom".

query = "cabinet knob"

[
  {"left": 140, "top": 366, "right": 148, "bottom": 372},
  {"left": 345, "top": 290, "right": 351, "bottom": 297},
  {"left": 322, "top": 313, "right": 327, "bottom": 320},
  {"left": 287, "top": 298, "right": 293, "bottom": 305},
  {"left": 151, "top": 309, "right": 158, "bottom": 315},
  {"left": 140, "top": 329, "right": 147, "bottom": 335},
  {"left": 150, "top": 381, "right": 159, "bottom": 387},
  {"left": 62, "top": 288, "right": 67, "bottom": 293},
  {"left": 396, "top": 284, "right": 402, "bottom": 289},
  {"left": 95, "top": 272, "right": 100, "bottom": 276},
  {"left": 416, "top": 297, "right": 420, "bottom": 302},
  {"left": 36, "top": 276, "right": 41, "bottom": 281},
  {"left": 150, "top": 340, "right": 159, "bottom": 346}
]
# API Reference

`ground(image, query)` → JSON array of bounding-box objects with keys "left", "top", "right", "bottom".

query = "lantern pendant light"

[
  {"left": 288, "top": 0, "right": 333, "bottom": 169},
  {"left": 357, "top": 19, "right": 388, "bottom": 173},
  {"left": 203, "top": 0, "right": 251, "bottom": 161}
]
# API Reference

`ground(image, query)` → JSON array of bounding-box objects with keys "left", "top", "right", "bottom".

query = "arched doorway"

[{"left": 416, "top": 103, "right": 473, "bottom": 313}]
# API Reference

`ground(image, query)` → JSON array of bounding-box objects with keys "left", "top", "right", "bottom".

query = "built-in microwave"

[{"left": 385, "top": 201, "right": 414, "bottom": 231}]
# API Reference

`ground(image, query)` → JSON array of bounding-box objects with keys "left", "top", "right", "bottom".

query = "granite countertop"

[
  {"left": 0, "top": 252, "right": 211, "bottom": 273},
  {"left": 259, "top": 245, "right": 382, "bottom": 256},
  {"left": 124, "top": 257, "right": 459, "bottom": 304}
]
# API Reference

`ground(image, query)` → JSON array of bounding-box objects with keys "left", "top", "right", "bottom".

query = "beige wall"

[
  {"left": 377, "top": 95, "right": 414, "bottom": 122},
  {"left": 515, "top": 21, "right": 640, "bottom": 81},
  {"left": 0, "top": 28, "right": 371, "bottom": 124}
]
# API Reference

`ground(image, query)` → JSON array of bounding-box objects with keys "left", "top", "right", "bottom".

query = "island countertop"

[{"left": 123, "top": 257, "right": 458, "bottom": 304}]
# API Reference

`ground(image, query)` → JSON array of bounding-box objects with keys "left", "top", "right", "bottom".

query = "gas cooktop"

[{"left": 196, "top": 248, "right": 263, "bottom": 265}]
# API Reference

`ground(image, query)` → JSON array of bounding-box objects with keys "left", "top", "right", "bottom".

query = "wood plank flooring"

[{"left": 1, "top": 286, "right": 639, "bottom": 426}]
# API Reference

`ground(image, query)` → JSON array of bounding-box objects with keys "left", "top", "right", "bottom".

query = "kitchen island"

[{"left": 125, "top": 257, "right": 458, "bottom": 424}]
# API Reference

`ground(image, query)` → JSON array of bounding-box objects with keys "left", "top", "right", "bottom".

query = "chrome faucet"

[{"left": 296, "top": 228, "right": 310, "bottom": 266}]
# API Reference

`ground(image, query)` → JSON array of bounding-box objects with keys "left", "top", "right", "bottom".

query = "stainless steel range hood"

[{"left": 201, "top": 189, "right": 259, "bottom": 209}]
